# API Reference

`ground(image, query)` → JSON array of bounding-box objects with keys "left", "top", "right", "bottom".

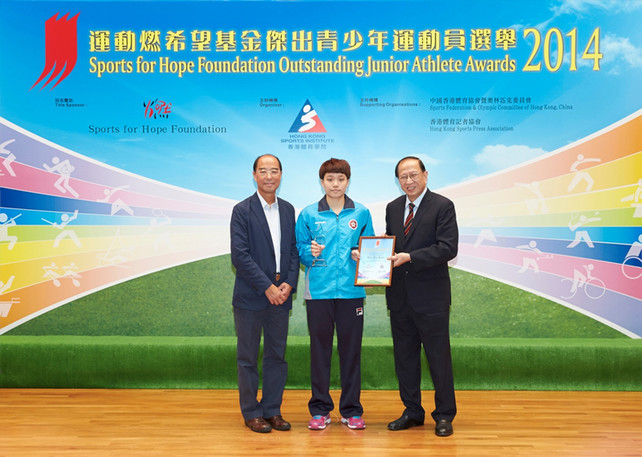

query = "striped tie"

[{"left": 404, "top": 203, "right": 415, "bottom": 236}]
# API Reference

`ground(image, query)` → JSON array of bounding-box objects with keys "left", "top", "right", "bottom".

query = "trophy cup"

[{"left": 312, "top": 228, "right": 327, "bottom": 267}]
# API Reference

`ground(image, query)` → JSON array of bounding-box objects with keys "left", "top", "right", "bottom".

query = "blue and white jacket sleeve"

[{"left": 295, "top": 209, "right": 315, "bottom": 267}]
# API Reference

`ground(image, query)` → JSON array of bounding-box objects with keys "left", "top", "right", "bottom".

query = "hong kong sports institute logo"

[
  {"left": 31, "top": 13, "right": 79, "bottom": 91},
  {"left": 289, "top": 99, "right": 326, "bottom": 133}
]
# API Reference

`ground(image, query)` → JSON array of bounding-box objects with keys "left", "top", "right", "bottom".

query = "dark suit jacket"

[
  {"left": 385, "top": 189, "right": 458, "bottom": 313},
  {"left": 230, "top": 193, "right": 299, "bottom": 311}
]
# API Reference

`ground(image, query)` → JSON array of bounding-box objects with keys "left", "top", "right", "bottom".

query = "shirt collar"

[
  {"left": 318, "top": 194, "right": 355, "bottom": 212},
  {"left": 257, "top": 192, "right": 278, "bottom": 210},
  {"left": 406, "top": 187, "right": 427, "bottom": 209}
]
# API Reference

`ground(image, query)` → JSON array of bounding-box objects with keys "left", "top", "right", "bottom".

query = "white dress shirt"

[
  {"left": 404, "top": 187, "right": 428, "bottom": 222},
  {"left": 257, "top": 192, "right": 281, "bottom": 273}
]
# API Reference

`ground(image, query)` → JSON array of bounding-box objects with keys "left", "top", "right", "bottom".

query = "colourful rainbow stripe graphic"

[
  {"left": 1, "top": 112, "right": 641, "bottom": 337},
  {"left": 0, "top": 117, "right": 235, "bottom": 334},
  {"left": 441, "top": 110, "right": 642, "bottom": 337}
]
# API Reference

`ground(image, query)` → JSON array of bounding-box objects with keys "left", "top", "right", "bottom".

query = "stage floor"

[{"left": 1, "top": 389, "right": 641, "bottom": 456}]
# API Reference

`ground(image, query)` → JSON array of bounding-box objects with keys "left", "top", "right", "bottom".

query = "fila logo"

[{"left": 31, "top": 13, "right": 79, "bottom": 91}]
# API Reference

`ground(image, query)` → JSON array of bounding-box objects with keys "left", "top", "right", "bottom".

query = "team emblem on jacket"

[{"left": 348, "top": 219, "right": 358, "bottom": 230}]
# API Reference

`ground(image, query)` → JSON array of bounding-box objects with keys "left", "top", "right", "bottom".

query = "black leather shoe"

[
  {"left": 435, "top": 419, "right": 453, "bottom": 437},
  {"left": 387, "top": 414, "right": 424, "bottom": 431}
]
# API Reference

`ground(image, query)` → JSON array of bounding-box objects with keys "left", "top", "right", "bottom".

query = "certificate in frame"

[{"left": 354, "top": 236, "right": 396, "bottom": 286}]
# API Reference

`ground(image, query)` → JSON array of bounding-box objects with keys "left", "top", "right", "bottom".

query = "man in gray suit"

[
  {"left": 230, "top": 154, "right": 299, "bottom": 433},
  {"left": 385, "top": 156, "right": 459, "bottom": 437}
]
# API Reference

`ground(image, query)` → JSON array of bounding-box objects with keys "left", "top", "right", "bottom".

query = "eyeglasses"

[
  {"left": 398, "top": 172, "right": 421, "bottom": 182},
  {"left": 257, "top": 168, "right": 281, "bottom": 177}
]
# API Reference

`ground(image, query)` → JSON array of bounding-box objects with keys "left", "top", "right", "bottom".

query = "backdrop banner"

[{"left": 0, "top": 1, "right": 640, "bottom": 336}]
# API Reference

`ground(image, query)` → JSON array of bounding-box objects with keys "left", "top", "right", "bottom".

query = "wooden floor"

[{"left": 1, "top": 389, "right": 641, "bottom": 457}]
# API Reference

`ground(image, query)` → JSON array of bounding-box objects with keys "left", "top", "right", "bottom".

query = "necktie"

[{"left": 404, "top": 203, "right": 415, "bottom": 236}]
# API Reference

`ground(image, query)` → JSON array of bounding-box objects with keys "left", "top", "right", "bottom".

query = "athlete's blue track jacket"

[{"left": 296, "top": 195, "right": 375, "bottom": 300}]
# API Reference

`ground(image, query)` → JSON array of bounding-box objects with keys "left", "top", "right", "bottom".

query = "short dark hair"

[
  {"left": 319, "top": 158, "right": 351, "bottom": 179},
  {"left": 253, "top": 154, "right": 282, "bottom": 172},
  {"left": 394, "top": 156, "right": 426, "bottom": 178}
]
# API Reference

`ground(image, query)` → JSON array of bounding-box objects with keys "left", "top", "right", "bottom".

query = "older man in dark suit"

[
  {"left": 230, "top": 154, "right": 299, "bottom": 433},
  {"left": 385, "top": 156, "right": 459, "bottom": 437}
]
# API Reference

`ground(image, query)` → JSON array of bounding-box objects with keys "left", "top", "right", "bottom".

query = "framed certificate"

[{"left": 354, "top": 236, "right": 396, "bottom": 286}]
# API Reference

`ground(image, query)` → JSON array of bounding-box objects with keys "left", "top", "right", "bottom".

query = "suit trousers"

[
  {"left": 306, "top": 298, "right": 364, "bottom": 418},
  {"left": 234, "top": 305, "right": 289, "bottom": 421},
  {"left": 389, "top": 304, "right": 457, "bottom": 423}
]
